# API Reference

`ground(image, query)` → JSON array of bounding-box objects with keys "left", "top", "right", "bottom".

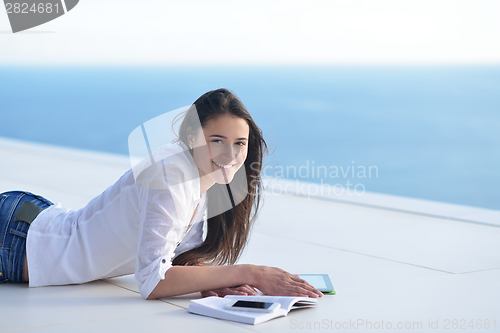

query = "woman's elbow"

[
  {"left": 145, "top": 286, "right": 165, "bottom": 300},
  {"left": 142, "top": 286, "right": 161, "bottom": 300},
  {"left": 145, "top": 281, "right": 176, "bottom": 300},
  {"left": 146, "top": 294, "right": 157, "bottom": 300}
]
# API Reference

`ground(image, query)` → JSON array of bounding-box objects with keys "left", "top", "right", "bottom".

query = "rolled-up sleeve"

[{"left": 134, "top": 163, "right": 194, "bottom": 299}]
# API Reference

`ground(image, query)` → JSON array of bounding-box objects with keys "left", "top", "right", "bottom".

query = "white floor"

[{"left": 1, "top": 137, "right": 499, "bottom": 332}]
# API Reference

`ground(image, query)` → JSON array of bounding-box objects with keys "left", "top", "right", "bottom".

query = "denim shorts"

[{"left": 0, "top": 191, "right": 53, "bottom": 283}]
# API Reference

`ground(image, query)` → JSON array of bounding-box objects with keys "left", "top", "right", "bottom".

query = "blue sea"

[{"left": 1, "top": 65, "right": 499, "bottom": 210}]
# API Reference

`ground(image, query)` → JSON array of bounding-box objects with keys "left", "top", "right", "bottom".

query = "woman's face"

[{"left": 189, "top": 114, "right": 249, "bottom": 187}]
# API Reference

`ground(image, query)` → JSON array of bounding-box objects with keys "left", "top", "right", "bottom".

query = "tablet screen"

[
  {"left": 301, "top": 275, "right": 327, "bottom": 289},
  {"left": 298, "top": 274, "right": 334, "bottom": 293}
]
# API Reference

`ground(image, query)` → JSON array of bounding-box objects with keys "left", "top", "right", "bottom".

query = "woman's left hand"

[{"left": 201, "top": 284, "right": 260, "bottom": 298}]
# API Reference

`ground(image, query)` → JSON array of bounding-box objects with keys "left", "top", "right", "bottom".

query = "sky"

[{"left": 1, "top": 0, "right": 500, "bottom": 65}]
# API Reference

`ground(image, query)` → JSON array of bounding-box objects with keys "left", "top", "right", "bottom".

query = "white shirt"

[{"left": 26, "top": 142, "right": 206, "bottom": 299}]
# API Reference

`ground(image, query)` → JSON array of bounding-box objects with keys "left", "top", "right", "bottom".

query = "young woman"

[{"left": 0, "top": 89, "right": 322, "bottom": 300}]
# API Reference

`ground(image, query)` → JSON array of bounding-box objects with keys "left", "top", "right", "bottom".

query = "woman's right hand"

[{"left": 250, "top": 265, "right": 323, "bottom": 298}]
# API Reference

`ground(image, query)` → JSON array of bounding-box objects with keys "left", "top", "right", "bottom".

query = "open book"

[{"left": 187, "top": 295, "right": 318, "bottom": 325}]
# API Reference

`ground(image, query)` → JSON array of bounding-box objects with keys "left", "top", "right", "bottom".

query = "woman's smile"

[{"left": 212, "top": 160, "right": 235, "bottom": 171}]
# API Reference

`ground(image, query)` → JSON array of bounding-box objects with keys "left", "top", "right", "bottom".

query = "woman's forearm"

[{"left": 147, "top": 264, "right": 256, "bottom": 299}]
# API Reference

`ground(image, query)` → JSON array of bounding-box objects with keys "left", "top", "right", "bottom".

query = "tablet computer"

[{"left": 298, "top": 274, "right": 335, "bottom": 294}]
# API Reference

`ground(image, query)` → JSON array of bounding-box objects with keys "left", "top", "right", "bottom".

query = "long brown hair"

[{"left": 172, "top": 88, "right": 267, "bottom": 266}]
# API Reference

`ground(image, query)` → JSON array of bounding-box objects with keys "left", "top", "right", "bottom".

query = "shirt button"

[{"left": 162, "top": 259, "right": 166, "bottom": 264}]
